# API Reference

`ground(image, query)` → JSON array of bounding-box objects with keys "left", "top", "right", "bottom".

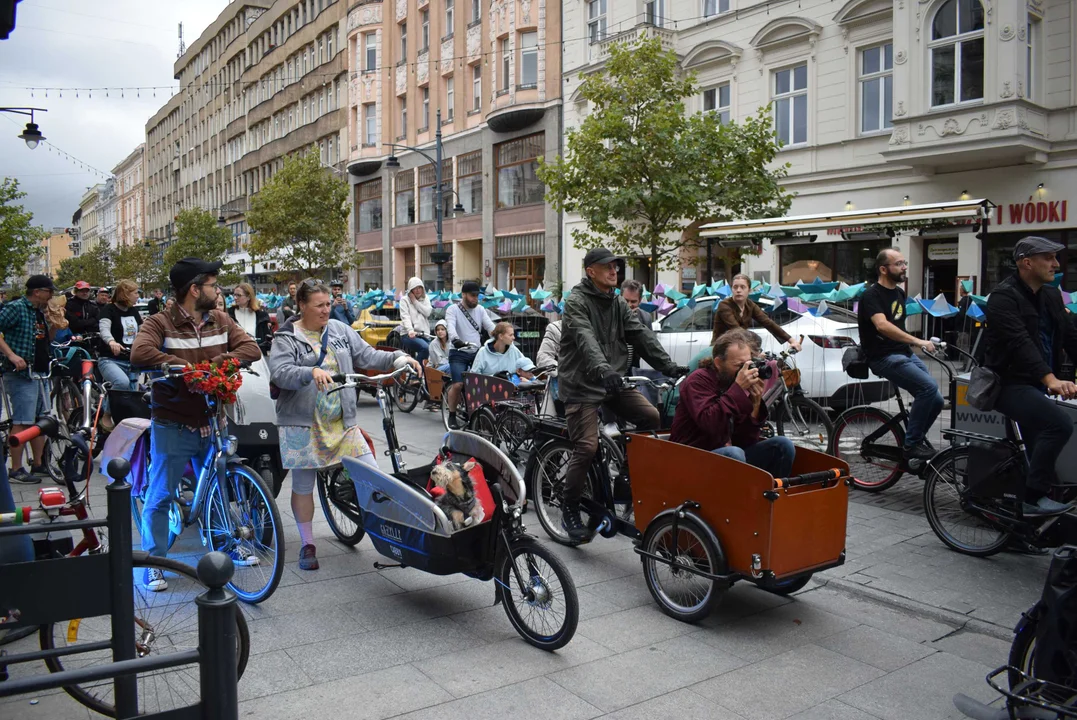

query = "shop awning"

[{"left": 698, "top": 199, "right": 992, "bottom": 239}]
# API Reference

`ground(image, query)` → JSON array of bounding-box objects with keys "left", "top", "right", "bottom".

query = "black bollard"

[
  {"left": 105, "top": 458, "right": 138, "bottom": 719},
  {"left": 196, "top": 551, "right": 238, "bottom": 720}
]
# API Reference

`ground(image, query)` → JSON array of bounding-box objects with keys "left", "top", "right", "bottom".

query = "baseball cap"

[
  {"left": 460, "top": 280, "right": 481, "bottom": 294},
  {"left": 1014, "top": 236, "right": 1064, "bottom": 261},
  {"left": 26, "top": 275, "right": 57, "bottom": 292},
  {"left": 583, "top": 247, "right": 621, "bottom": 268},
  {"left": 169, "top": 257, "right": 223, "bottom": 291},
  {"left": 74, "top": 280, "right": 91, "bottom": 290}
]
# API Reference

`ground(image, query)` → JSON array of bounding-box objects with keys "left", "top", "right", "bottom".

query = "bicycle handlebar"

[
  {"left": 775, "top": 468, "right": 844, "bottom": 489},
  {"left": 9, "top": 416, "right": 60, "bottom": 448},
  {"left": 331, "top": 365, "right": 416, "bottom": 386}
]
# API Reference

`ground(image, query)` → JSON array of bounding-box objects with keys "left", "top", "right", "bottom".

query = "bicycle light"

[
  {"left": 225, "top": 435, "right": 240, "bottom": 457},
  {"left": 38, "top": 487, "right": 67, "bottom": 517}
]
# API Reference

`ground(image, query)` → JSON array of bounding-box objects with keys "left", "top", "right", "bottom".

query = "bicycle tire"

[
  {"left": 1008, "top": 607, "right": 1039, "bottom": 689},
  {"left": 833, "top": 406, "right": 905, "bottom": 492},
  {"left": 202, "top": 463, "right": 285, "bottom": 604},
  {"left": 776, "top": 395, "right": 834, "bottom": 455},
  {"left": 494, "top": 406, "right": 534, "bottom": 464},
  {"left": 641, "top": 513, "right": 725, "bottom": 623},
  {"left": 41, "top": 554, "right": 250, "bottom": 718},
  {"left": 316, "top": 466, "right": 365, "bottom": 545},
  {"left": 441, "top": 391, "right": 466, "bottom": 431},
  {"left": 497, "top": 538, "right": 579, "bottom": 651},
  {"left": 922, "top": 447, "right": 1011, "bottom": 557},
  {"left": 393, "top": 375, "right": 421, "bottom": 413},
  {"left": 468, "top": 406, "right": 498, "bottom": 443},
  {"left": 525, "top": 439, "right": 595, "bottom": 546}
]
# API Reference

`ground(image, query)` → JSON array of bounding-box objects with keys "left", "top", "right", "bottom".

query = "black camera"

[{"left": 749, "top": 358, "right": 773, "bottom": 380}]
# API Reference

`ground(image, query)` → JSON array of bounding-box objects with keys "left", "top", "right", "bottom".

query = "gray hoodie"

[{"left": 267, "top": 318, "right": 405, "bottom": 428}]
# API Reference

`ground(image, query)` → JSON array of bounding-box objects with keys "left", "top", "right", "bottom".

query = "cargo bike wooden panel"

[{"left": 625, "top": 433, "right": 849, "bottom": 581}]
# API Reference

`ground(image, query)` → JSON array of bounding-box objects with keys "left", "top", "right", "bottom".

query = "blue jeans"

[
  {"left": 712, "top": 437, "right": 797, "bottom": 478},
  {"left": 141, "top": 420, "right": 210, "bottom": 557},
  {"left": 99, "top": 358, "right": 138, "bottom": 414},
  {"left": 994, "top": 384, "right": 1072, "bottom": 496},
  {"left": 4, "top": 374, "right": 50, "bottom": 425},
  {"left": 0, "top": 461, "right": 33, "bottom": 563},
  {"left": 402, "top": 335, "right": 430, "bottom": 364},
  {"left": 868, "top": 353, "right": 943, "bottom": 448},
  {"left": 448, "top": 349, "right": 477, "bottom": 384}
]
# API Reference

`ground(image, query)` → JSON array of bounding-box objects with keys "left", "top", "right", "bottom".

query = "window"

[
  {"left": 400, "top": 96, "right": 407, "bottom": 135},
  {"left": 645, "top": 0, "right": 666, "bottom": 27},
  {"left": 773, "top": 63, "right": 808, "bottom": 146},
  {"left": 587, "top": 0, "right": 606, "bottom": 43},
  {"left": 500, "top": 38, "right": 511, "bottom": 91},
  {"left": 779, "top": 240, "right": 892, "bottom": 286},
  {"left": 471, "top": 0, "right": 480, "bottom": 23},
  {"left": 418, "top": 162, "right": 453, "bottom": 222},
  {"left": 860, "top": 43, "right": 893, "bottom": 133},
  {"left": 702, "top": 83, "right": 730, "bottom": 124},
  {"left": 1027, "top": 16, "right": 1038, "bottom": 102},
  {"left": 364, "top": 103, "right": 377, "bottom": 145},
  {"left": 443, "top": 0, "right": 453, "bottom": 36},
  {"left": 359, "top": 250, "right": 383, "bottom": 290},
  {"left": 703, "top": 0, "right": 729, "bottom": 17},
  {"left": 395, "top": 169, "right": 415, "bottom": 226},
  {"left": 421, "top": 87, "right": 430, "bottom": 130},
  {"left": 446, "top": 76, "right": 455, "bottom": 119},
  {"left": 357, "top": 179, "right": 383, "bottom": 232},
  {"left": 318, "top": 37, "right": 325, "bottom": 64},
  {"left": 930, "top": 0, "right": 984, "bottom": 107},
  {"left": 495, "top": 133, "right": 545, "bottom": 208},
  {"left": 421, "top": 9, "right": 429, "bottom": 52},
  {"left": 520, "top": 32, "right": 538, "bottom": 87},
  {"left": 364, "top": 33, "right": 376, "bottom": 72},
  {"left": 472, "top": 64, "right": 482, "bottom": 110},
  {"left": 327, "top": 29, "right": 333, "bottom": 58},
  {"left": 400, "top": 22, "right": 407, "bottom": 60},
  {"left": 457, "top": 150, "right": 482, "bottom": 214}
]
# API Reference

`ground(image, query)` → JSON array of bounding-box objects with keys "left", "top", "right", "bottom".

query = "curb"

[{"left": 811, "top": 576, "right": 1014, "bottom": 642}]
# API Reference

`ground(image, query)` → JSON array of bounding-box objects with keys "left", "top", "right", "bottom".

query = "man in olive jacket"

[{"left": 558, "top": 248, "right": 687, "bottom": 541}]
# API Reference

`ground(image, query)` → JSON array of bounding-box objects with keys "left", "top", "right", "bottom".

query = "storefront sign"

[
  {"left": 927, "top": 242, "right": 959, "bottom": 261},
  {"left": 995, "top": 200, "right": 1068, "bottom": 227}
]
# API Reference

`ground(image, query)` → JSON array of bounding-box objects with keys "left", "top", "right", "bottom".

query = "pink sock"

[{"left": 297, "top": 521, "right": 314, "bottom": 546}]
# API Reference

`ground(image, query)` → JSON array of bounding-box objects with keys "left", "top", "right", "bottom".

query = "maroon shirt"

[{"left": 669, "top": 366, "right": 767, "bottom": 451}]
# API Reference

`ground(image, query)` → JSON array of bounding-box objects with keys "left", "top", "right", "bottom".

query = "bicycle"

[
  {"left": 392, "top": 333, "right": 444, "bottom": 413},
  {"left": 124, "top": 364, "right": 286, "bottom": 603},
  {"left": 3, "top": 357, "right": 75, "bottom": 483},
  {"left": 757, "top": 347, "right": 834, "bottom": 455},
  {"left": 466, "top": 367, "right": 556, "bottom": 466},
  {"left": 1, "top": 414, "right": 251, "bottom": 716}
]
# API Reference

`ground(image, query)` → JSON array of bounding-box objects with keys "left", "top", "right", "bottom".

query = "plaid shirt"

[{"left": 0, "top": 297, "right": 40, "bottom": 378}]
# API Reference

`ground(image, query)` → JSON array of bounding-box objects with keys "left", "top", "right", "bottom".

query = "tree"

[
  {"left": 112, "top": 241, "right": 159, "bottom": 288},
  {"left": 0, "top": 178, "right": 44, "bottom": 285},
  {"left": 163, "top": 208, "right": 237, "bottom": 287},
  {"left": 538, "top": 37, "right": 793, "bottom": 286},
  {"left": 246, "top": 147, "right": 356, "bottom": 278},
  {"left": 55, "top": 243, "right": 111, "bottom": 288}
]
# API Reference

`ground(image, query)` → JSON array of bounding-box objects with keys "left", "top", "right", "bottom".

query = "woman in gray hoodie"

[{"left": 267, "top": 280, "right": 419, "bottom": 570}]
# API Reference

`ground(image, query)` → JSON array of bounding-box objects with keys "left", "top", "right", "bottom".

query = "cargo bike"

[
  {"left": 323, "top": 366, "right": 579, "bottom": 650},
  {"left": 526, "top": 377, "right": 852, "bottom": 623}
]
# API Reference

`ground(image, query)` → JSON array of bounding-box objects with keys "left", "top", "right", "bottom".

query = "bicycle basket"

[
  {"left": 781, "top": 367, "right": 801, "bottom": 388},
  {"left": 966, "top": 439, "right": 1024, "bottom": 501}
]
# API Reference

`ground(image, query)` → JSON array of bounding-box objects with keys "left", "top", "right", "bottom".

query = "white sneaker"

[
  {"left": 144, "top": 567, "right": 168, "bottom": 592},
  {"left": 231, "top": 547, "right": 260, "bottom": 567}
]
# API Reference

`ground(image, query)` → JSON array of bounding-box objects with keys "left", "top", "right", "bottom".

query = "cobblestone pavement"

[{"left": 2, "top": 392, "right": 1054, "bottom": 720}]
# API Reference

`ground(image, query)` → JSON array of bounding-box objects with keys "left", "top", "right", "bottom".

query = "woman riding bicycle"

[
  {"left": 98, "top": 278, "right": 143, "bottom": 430},
  {"left": 428, "top": 320, "right": 451, "bottom": 373},
  {"left": 267, "top": 280, "right": 420, "bottom": 571},
  {"left": 711, "top": 274, "right": 802, "bottom": 353},
  {"left": 470, "top": 322, "right": 535, "bottom": 380}
]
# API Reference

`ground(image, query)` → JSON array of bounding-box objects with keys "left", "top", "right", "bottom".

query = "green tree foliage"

[
  {"left": 112, "top": 241, "right": 159, "bottom": 288},
  {"left": 56, "top": 243, "right": 111, "bottom": 288},
  {"left": 246, "top": 147, "right": 356, "bottom": 277},
  {"left": 163, "top": 208, "right": 237, "bottom": 288},
  {"left": 538, "top": 37, "right": 793, "bottom": 286},
  {"left": 0, "top": 178, "right": 44, "bottom": 285}
]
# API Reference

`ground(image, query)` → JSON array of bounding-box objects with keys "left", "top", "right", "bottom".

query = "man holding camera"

[
  {"left": 329, "top": 281, "right": 357, "bottom": 325},
  {"left": 670, "top": 329, "right": 796, "bottom": 477}
]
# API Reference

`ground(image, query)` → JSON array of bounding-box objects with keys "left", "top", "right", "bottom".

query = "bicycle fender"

[{"left": 643, "top": 506, "right": 728, "bottom": 579}]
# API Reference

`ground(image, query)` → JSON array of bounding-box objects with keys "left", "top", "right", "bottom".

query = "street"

[{"left": 0, "top": 394, "right": 1050, "bottom": 720}]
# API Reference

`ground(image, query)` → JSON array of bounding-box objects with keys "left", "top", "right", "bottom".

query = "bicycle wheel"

[
  {"left": 526, "top": 439, "right": 582, "bottom": 546},
  {"left": 922, "top": 447, "right": 1011, "bottom": 557},
  {"left": 776, "top": 395, "right": 834, "bottom": 455},
  {"left": 498, "top": 538, "right": 578, "bottom": 651},
  {"left": 641, "top": 513, "right": 725, "bottom": 623},
  {"left": 833, "top": 406, "right": 905, "bottom": 492},
  {"left": 41, "top": 555, "right": 250, "bottom": 718},
  {"left": 52, "top": 377, "right": 83, "bottom": 434},
  {"left": 758, "top": 574, "right": 813, "bottom": 596},
  {"left": 468, "top": 406, "right": 498, "bottom": 443},
  {"left": 316, "top": 465, "right": 365, "bottom": 546},
  {"left": 1008, "top": 607, "right": 1039, "bottom": 689},
  {"left": 393, "top": 375, "right": 421, "bottom": 413},
  {"left": 494, "top": 406, "right": 534, "bottom": 464},
  {"left": 203, "top": 463, "right": 285, "bottom": 603},
  {"left": 441, "top": 391, "right": 466, "bottom": 431}
]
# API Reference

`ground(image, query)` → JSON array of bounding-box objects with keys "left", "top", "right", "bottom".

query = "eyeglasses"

[
  {"left": 889, "top": 261, "right": 909, "bottom": 268},
  {"left": 197, "top": 282, "right": 219, "bottom": 290}
]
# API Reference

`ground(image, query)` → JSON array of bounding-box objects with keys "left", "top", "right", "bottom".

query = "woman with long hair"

[
  {"left": 98, "top": 279, "right": 144, "bottom": 429},
  {"left": 228, "top": 282, "right": 271, "bottom": 347}
]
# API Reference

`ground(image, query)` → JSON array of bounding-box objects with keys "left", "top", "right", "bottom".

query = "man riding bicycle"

[
  {"left": 559, "top": 248, "right": 687, "bottom": 542},
  {"left": 856, "top": 248, "right": 944, "bottom": 461},
  {"left": 984, "top": 236, "right": 1077, "bottom": 516},
  {"left": 130, "top": 258, "right": 261, "bottom": 591}
]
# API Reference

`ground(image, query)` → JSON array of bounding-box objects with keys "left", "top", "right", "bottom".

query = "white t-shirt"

[{"left": 234, "top": 306, "right": 257, "bottom": 337}]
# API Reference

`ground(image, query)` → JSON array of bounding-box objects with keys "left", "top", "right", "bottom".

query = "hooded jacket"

[
  {"left": 399, "top": 277, "right": 432, "bottom": 335},
  {"left": 984, "top": 273, "right": 1077, "bottom": 387},
  {"left": 558, "top": 278, "right": 676, "bottom": 404},
  {"left": 66, "top": 294, "right": 100, "bottom": 335},
  {"left": 267, "top": 318, "right": 406, "bottom": 428},
  {"left": 470, "top": 337, "right": 536, "bottom": 377}
]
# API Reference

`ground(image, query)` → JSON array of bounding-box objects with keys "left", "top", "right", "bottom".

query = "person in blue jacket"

[
  {"left": 470, "top": 322, "right": 535, "bottom": 379},
  {"left": 329, "top": 281, "right": 357, "bottom": 325}
]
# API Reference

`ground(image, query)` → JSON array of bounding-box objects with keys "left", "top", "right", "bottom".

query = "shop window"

[
  {"left": 359, "top": 250, "right": 383, "bottom": 289},
  {"left": 930, "top": 0, "right": 984, "bottom": 107},
  {"left": 357, "top": 178, "right": 382, "bottom": 233},
  {"left": 860, "top": 43, "right": 893, "bottom": 134},
  {"left": 421, "top": 244, "right": 454, "bottom": 288},
  {"left": 773, "top": 64, "right": 808, "bottom": 147},
  {"left": 395, "top": 168, "right": 415, "bottom": 226},
  {"left": 982, "top": 231, "right": 1070, "bottom": 294},
  {"left": 496, "top": 233, "right": 545, "bottom": 297},
  {"left": 780, "top": 240, "right": 894, "bottom": 287},
  {"left": 495, "top": 133, "right": 545, "bottom": 208},
  {"left": 457, "top": 150, "right": 482, "bottom": 214}
]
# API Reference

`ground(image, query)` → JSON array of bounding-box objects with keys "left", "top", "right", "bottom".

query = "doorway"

[{"left": 923, "top": 240, "right": 959, "bottom": 341}]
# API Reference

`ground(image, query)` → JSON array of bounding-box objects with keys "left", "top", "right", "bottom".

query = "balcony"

[
  {"left": 882, "top": 100, "right": 1050, "bottom": 172},
  {"left": 589, "top": 24, "right": 674, "bottom": 64}
]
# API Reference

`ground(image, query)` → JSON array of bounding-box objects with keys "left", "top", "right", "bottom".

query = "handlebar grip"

[
  {"left": 9, "top": 417, "right": 59, "bottom": 448},
  {"left": 331, "top": 373, "right": 346, "bottom": 384},
  {"left": 775, "top": 468, "right": 842, "bottom": 489}
]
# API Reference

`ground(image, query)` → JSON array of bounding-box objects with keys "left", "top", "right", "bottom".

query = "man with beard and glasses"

[
  {"left": 131, "top": 257, "right": 261, "bottom": 591},
  {"left": 857, "top": 248, "right": 943, "bottom": 461}
]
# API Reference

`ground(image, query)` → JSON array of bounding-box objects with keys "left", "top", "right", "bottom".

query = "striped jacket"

[{"left": 130, "top": 305, "right": 261, "bottom": 427}]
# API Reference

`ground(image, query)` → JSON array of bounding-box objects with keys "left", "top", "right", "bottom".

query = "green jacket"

[{"left": 558, "top": 278, "right": 676, "bottom": 404}]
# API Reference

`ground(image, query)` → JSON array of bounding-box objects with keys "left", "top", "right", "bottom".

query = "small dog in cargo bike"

[{"left": 429, "top": 460, "right": 486, "bottom": 530}]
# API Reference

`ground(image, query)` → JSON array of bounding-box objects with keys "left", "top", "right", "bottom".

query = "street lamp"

[
  {"left": 0, "top": 107, "right": 47, "bottom": 149},
  {"left": 384, "top": 109, "right": 463, "bottom": 292}
]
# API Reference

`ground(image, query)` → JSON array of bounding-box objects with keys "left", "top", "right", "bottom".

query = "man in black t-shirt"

[{"left": 856, "top": 248, "right": 943, "bottom": 460}]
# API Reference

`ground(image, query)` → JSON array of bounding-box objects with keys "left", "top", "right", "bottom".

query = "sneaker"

[
  {"left": 231, "top": 546, "right": 260, "bottom": 567},
  {"left": 9, "top": 468, "right": 40, "bottom": 485},
  {"left": 1022, "top": 495, "right": 1074, "bottom": 517},
  {"left": 298, "top": 544, "right": 319, "bottom": 570},
  {"left": 144, "top": 567, "right": 168, "bottom": 592},
  {"left": 560, "top": 504, "right": 590, "bottom": 543},
  {"left": 904, "top": 442, "right": 936, "bottom": 460},
  {"left": 448, "top": 412, "right": 457, "bottom": 428},
  {"left": 29, "top": 465, "right": 50, "bottom": 478}
]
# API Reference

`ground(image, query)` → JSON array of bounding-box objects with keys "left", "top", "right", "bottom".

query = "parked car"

[{"left": 647, "top": 296, "right": 890, "bottom": 410}]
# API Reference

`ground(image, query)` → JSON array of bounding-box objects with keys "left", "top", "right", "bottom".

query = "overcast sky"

[{"left": 0, "top": 0, "right": 228, "bottom": 230}]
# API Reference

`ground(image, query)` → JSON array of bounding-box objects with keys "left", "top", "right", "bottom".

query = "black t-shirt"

[
  {"left": 100, "top": 303, "right": 143, "bottom": 352},
  {"left": 32, "top": 308, "right": 49, "bottom": 372},
  {"left": 858, "top": 283, "right": 912, "bottom": 359}
]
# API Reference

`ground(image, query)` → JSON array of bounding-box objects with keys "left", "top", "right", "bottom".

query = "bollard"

[
  {"left": 105, "top": 458, "right": 138, "bottom": 718},
  {"left": 196, "top": 551, "right": 238, "bottom": 720}
]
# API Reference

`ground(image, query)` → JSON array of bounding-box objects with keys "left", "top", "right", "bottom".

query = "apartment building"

[
  {"left": 563, "top": 0, "right": 1075, "bottom": 305},
  {"left": 144, "top": 0, "right": 348, "bottom": 282},
  {"left": 113, "top": 144, "right": 145, "bottom": 248},
  {"left": 30, "top": 229, "right": 75, "bottom": 278},
  {"left": 76, "top": 184, "right": 104, "bottom": 253},
  {"left": 95, "top": 178, "right": 118, "bottom": 251},
  {"left": 344, "top": 0, "right": 562, "bottom": 292}
]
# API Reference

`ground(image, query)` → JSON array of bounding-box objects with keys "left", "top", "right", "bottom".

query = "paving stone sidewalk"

[{"left": 1, "top": 397, "right": 1052, "bottom": 720}]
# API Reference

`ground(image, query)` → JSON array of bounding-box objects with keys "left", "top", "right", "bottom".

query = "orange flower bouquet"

[{"left": 184, "top": 357, "right": 244, "bottom": 404}]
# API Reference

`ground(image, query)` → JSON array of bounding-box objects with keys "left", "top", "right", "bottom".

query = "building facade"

[
  {"left": 77, "top": 184, "right": 104, "bottom": 253},
  {"left": 344, "top": 0, "right": 563, "bottom": 292},
  {"left": 29, "top": 229, "right": 75, "bottom": 278},
  {"left": 95, "top": 177, "right": 118, "bottom": 251},
  {"left": 144, "top": 0, "right": 349, "bottom": 283},
  {"left": 113, "top": 144, "right": 145, "bottom": 247},
  {"left": 561, "top": 0, "right": 1075, "bottom": 305}
]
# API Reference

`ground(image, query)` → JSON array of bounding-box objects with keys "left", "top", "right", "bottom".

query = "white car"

[{"left": 648, "top": 297, "right": 890, "bottom": 410}]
